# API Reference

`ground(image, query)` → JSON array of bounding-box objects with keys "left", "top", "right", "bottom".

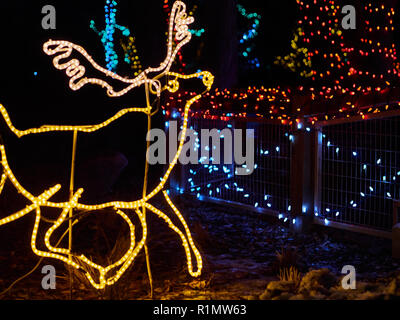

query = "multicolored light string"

[
  {"left": 159, "top": 0, "right": 400, "bottom": 232},
  {"left": 120, "top": 36, "right": 143, "bottom": 76},
  {"left": 188, "top": 5, "right": 205, "bottom": 37}
]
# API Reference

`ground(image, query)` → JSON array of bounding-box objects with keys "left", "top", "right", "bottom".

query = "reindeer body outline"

[{"left": 0, "top": 1, "right": 214, "bottom": 290}]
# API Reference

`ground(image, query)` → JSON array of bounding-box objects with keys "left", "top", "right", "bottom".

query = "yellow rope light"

[
  {"left": 0, "top": 105, "right": 149, "bottom": 138},
  {"left": 0, "top": 174, "right": 6, "bottom": 196},
  {"left": 121, "top": 36, "right": 143, "bottom": 76},
  {"left": 0, "top": 0, "right": 213, "bottom": 290},
  {"left": 163, "top": 190, "right": 203, "bottom": 276}
]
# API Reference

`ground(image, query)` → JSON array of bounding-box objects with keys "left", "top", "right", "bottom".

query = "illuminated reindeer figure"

[{"left": 0, "top": 1, "right": 213, "bottom": 290}]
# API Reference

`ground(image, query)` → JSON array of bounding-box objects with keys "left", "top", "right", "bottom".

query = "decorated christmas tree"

[{"left": 276, "top": 0, "right": 400, "bottom": 98}]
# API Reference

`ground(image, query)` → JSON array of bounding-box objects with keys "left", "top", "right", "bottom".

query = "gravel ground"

[{"left": 0, "top": 195, "right": 399, "bottom": 300}]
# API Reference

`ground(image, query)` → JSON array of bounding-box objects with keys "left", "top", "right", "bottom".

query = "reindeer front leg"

[
  {"left": 162, "top": 191, "right": 203, "bottom": 277},
  {"left": 144, "top": 196, "right": 203, "bottom": 278}
]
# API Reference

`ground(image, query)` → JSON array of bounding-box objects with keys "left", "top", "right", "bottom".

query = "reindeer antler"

[
  {"left": 145, "top": 1, "right": 194, "bottom": 76},
  {"left": 43, "top": 40, "right": 160, "bottom": 97},
  {"left": 43, "top": 1, "right": 194, "bottom": 98}
]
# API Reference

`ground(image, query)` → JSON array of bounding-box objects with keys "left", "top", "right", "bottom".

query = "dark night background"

[
  {"left": 0, "top": 0, "right": 300, "bottom": 120},
  {"left": 0, "top": 0, "right": 299, "bottom": 204},
  {"left": 0, "top": 0, "right": 396, "bottom": 203}
]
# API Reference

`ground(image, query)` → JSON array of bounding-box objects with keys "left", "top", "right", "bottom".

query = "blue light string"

[
  {"left": 183, "top": 124, "right": 293, "bottom": 224},
  {"left": 237, "top": 3, "right": 261, "bottom": 69},
  {"left": 319, "top": 134, "right": 399, "bottom": 226},
  {"left": 90, "top": 0, "right": 131, "bottom": 71}
]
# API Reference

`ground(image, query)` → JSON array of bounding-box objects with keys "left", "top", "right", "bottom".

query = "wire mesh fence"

[
  {"left": 178, "top": 117, "right": 292, "bottom": 215},
  {"left": 171, "top": 110, "right": 400, "bottom": 234},
  {"left": 319, "top": 115, "right": 400, "bottom": 231}
]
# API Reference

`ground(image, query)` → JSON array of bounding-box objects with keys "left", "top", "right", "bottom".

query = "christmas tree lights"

[
  {"left": 317, "top": 119, "right": 400, "bottom": 230},
  {"left": 275, "top": 27, "right": 313, "bottom": 78}
]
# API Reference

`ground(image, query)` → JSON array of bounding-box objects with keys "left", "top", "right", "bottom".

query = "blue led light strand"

[
  {"left": 237, "top": 3, "right": 262, "bottom": 69},
  {"left": 90, "top": 0, "right": 132, "bottom": 71}
]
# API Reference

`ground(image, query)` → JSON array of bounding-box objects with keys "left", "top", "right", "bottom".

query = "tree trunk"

[{"left": 203, "top": 0, "right": 238, "bottom": 89}]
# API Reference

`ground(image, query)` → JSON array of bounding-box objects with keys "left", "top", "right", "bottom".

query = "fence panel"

[
  {"left": 319, "top": 115, "right": 400, "bottom": 231},
  {"left": 171, "top": 110, "right": 400, "bottom": 236},
  {"left": 180, "top": 117, "right": 292, "bottom": 215}
]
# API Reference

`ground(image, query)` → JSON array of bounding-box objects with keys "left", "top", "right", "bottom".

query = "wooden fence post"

[{"left": 290, "top": 125, "right": 319, "bottom": 233}]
